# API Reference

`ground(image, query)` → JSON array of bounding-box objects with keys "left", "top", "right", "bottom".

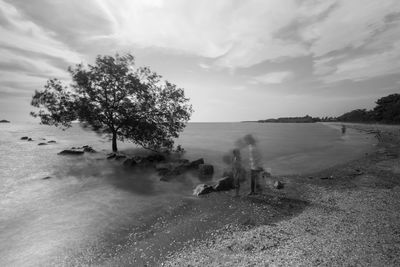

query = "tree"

[
  {"left": 337, "top": 109, "right": 373, "bottom": 122},
  {"left": 31, "top": 53, "right": 193, "bottom": 152},
  {"left": 373, "top": 93, "right": 400, "bottom": 123}
]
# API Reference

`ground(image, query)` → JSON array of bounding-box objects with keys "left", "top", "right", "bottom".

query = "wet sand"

[{"left": 163, "top": 123, "right": 400, "bottom": 266}]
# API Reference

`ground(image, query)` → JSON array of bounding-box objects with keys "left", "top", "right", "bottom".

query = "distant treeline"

[
  {"left": 336, "top": 93, "right": 400, "bottom": 124},
  {"left": 256, "top": 93, "right": 400, "bottom": 124},
  {"left": 258, "top": 115, "right": 319, "bottom": 123}
]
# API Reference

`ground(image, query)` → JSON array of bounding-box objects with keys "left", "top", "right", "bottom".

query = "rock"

[
  {"left": 47, "top": 140, "right": 56, "bottom": 144},
  {"left": 58, "top": 149, "right": 84, "bottom": 155},
  {"left": 198, "top": 164, "right": 214, "bottom": 180},
  {"left": 107, "top": 153, "right": 116, "bottom": 159},
  {"left": 188, "top": 158, "right": 205, "bottom": 169},
  {"left": 146, "top": 154, "right": 166, "bottom": 163},
  {"left": 213, "top": 176, "right": 235, "bottom": 191},
  {"left": 20, "top": 136, "right": 29, "bottom": 140},
  {"left": 27, "top": 138, "right": 33, "bottom": 141},
  {"left": 193, "top": 184, "right": 215, "bottom": 196},
  {"left": 38, "top": 143, "right": 48, "bottom": 146},
  {"left": 222, "top": 170, "right": 233, "bottom": 179},
  {"left": 42, "top": 176, "right": 52, "bottom": 180},
  {"left": 115, "top": 154, "right": 126, "bottom": 160},
  {"left": 123, "top": 158, "right": 137, "bottom": 167},
  {"left": 83, "top": 146, "right": 96, "bottom": 153},
  {"left": 273, "top": 180, "right": 284, "bottom": 189},
  {"left": 0, "top": 119, "right": 10, "bottom": 123},
  {"left": 176, "top": 159, "right": 190, "bottom": 164}
]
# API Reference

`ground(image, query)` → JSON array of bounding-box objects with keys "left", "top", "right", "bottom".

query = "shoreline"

[{"left": 162, "top": 123, "right": 400, "bottom": 266}]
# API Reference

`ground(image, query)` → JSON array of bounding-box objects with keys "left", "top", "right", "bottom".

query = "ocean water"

[{"left": 0, "top": 122, "right": 375, "bottom": 266}]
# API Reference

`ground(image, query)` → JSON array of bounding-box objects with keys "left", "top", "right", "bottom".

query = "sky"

[{"left": 0, "top": 0, "right": 400, "bottom": 122}]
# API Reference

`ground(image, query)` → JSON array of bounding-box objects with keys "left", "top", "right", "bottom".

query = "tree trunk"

[{"left": 112, "top": 132, "right": 118, "bottom": 152}]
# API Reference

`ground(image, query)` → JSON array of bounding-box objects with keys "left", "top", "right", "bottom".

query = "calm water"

[{"left": 0, "top": 122, "right": 375, "bottom": 266}]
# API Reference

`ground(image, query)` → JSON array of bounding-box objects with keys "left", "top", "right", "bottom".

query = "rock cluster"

[
  {"left": 193, "top": 176, "right": 236, "bottom": 196},
  {"left": 58, "top": 145, "right": 96, "bottom": 155}
]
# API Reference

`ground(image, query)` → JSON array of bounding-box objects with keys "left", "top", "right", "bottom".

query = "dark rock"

[
  {"left": 27, "top": 138, "right": 33, "bottom": 141},
  {"left": 42, "top": 176, "right": 52, "bottom": 180},
  {"left": 47, "top": 140, "right": 56, "bottom": 144},
  {"left": 83, "top": 146, "right": 96, "bottom": 153},
  {"left": 107, "top": 153, "right": 116, "bottom": 159},
  {"left": 176, "top": 158, "right": 190, "bottom": 164},
  {"left": 58, "top": 149, "right": 84, "bottom": 155},
  {"left": 155, "top": 163, "right": 172, "bottom": 175},
  {"left": 0, "top": 120, "right": 10, "bottom": 123},
  {"left": 115, "top": 154, "right": 126, "bottom": 160},
  {"left": 273, "top": 180, "right": 284, "bottom": 189},
  {"left": 193, "top": 184, "right": 215, "bottom": 196},
  {"left": 213, "top": 176, "right": 235, "bottom": 191},
  {"left": 146, "top": 154, "right": 166, "bottom": 163},
  {"left": 188, "top": 158, "right": 205, "bottom": 169},
  {"left": 20, "top": 136, "right": 29, "bottom": 140},
  {"left": 38, "top": 143, "right": 48, "bottom": 146},
  {"left": 160, "top": 176, "right": 169, "bottom": 182},
  {"left": 123, "top": 158, "right": 137, "bottom": 167},
  {"left": 198, "top": 164, "right": 214, "bottom": 180},
  {"left": 222, "top": 170, "right": 233, "bottom": 179}
]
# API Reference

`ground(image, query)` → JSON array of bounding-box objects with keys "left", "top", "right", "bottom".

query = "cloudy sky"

[{"left": 1, "top": 0, "right": 400, "bottom": 122}]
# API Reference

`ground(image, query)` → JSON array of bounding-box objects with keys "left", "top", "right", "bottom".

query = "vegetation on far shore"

[{"left": 255, "top": 93, "right": 400, "bottom": 124}]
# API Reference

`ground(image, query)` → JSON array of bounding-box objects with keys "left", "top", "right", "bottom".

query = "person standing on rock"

[{"left": 232, "top": 148, "right": 244, "bottom": 197}]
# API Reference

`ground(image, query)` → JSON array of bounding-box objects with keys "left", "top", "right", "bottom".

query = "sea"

[{"left": 0, "top": 122, "right": 376, "bottom": 266}]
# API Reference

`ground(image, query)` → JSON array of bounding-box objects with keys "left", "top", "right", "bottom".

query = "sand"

[{"left": 163, "top": 123, "right": 400, "bottom": 266}]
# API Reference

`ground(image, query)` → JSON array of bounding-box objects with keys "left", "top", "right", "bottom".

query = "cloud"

[
  {"left": 0, "top": 0, "right": 84, "bottom": 97},
  {"left": 302, "top": 0, "right": 400, "bottom": 57},
  {"left": 315, "top": 41, "right": 400, "bottom": 83},
  {"left": 250, "top": 71, "right": 294, "bottom": 85}
]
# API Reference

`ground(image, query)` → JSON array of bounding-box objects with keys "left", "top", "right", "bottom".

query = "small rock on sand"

[
  {"left": 193, "top": 184, "right": 215, "bottom": 196},
  {"left": 274, "top": 180, "right": 284, "bottom": 189}
]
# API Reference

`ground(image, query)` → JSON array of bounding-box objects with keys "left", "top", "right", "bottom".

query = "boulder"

[
  {"left": 123, "top": 158, "right": 137, "bottom": 167},
  {"left": 176, "top": 159, "right": 190, "bottom": 164},
  {"left": 47, "top": 140, "right": 56, "bottom": 144},
  {"left": 20, "top": 136, "right": 28, "bottom": 140},
  {"left": 115, "top": 154, "right": 127, "bottom": 160},
  {"left": 146, "top": 154, "right": 166, "bottom": 163},
  {"left": 222, "top": 170, "right": 233, "bottom": 179},
  {"left": 188, "top": 158, "right": 205, "bottom": 169},
  {"left": 83, "top": 146, "right": 96, "bottom": 153},
  {"left": 193, "top": 184, "right": 215, "bottom": 196},
  {"left": 273, "top": 180, "right": 284, "bottom": 189},
  {"left": 38, "top": 143, "right": 48, "bottom": 146},
  {"left": 0, "top": 119, "right": 10, "bottom": 123},
  {"left": 107, "top": 153, "right": 116, "bottom": 159},
  {"left": 198, "top": 164, "right": 214, "bottom": 180},
  {"left": 213, "top": 176, "right": 235, "bottom": 191},
  {"left": 58, "top": 149, "right": 84, "bottom": 155},
  {"left": 27, "top": 138, "right": 33, "bottom": 141}
]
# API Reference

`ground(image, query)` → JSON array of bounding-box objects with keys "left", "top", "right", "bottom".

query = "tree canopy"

[
  {"left": 373, "top": 93, "right": 400, "bottom": 123},
  {"left": 31, "top": 53, "right": 193, "bottom": 152},
  {"left": 337, "top": 93, "right": 400, "bottom": 124}
]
